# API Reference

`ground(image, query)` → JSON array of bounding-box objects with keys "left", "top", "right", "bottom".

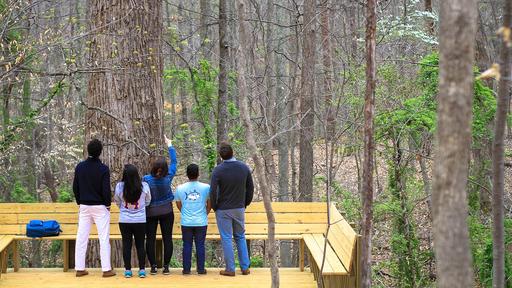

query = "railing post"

[
  {"left": 63, "top": 240, "right": 69, "bottom": 272},
  {"left": 299, "top": 238, "right": 305, "bottom": 272},
  {"left": 13, "top": 240, "right": 19, "bottom": 272}
]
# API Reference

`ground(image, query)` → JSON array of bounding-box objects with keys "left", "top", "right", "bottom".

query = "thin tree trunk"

[
  {"left": 361, "top": 0, "right": 377, "bottom": 287},
  {"left": 424, "top": 0, "right": 434, "bottom": 35},
  {"left": 492, "top": 0, "right": 511, "bottom": 286},
  {"left": 299, "top": 0, "right": 316, "bottom": 202},
  {"left": 320, "top": 0, "right": 335, "bottom": 140},
  {"left": 432, "top": 1, "right": 478, "bottom": 287},
  {"left": 199, "top": 0, "right": 212, "bottom": 59},
  {"left": 236, "top": 1, "right": 279, "bottom": 286},
  {"left": 217, "top": 0, "right": 229, "bottom": 149},
  {"left": 263, "top": 0, "right": 277, "bottom": 191}
]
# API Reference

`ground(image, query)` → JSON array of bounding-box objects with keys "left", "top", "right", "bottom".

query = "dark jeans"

[
  {"left": 146, "top": 212, "right": 174, "bottom": 267},
  {"left": 182, "top": 226, "right": 207, "bottom": 272},
  {"left": 119, "top": 222, "right": 146, "bottom": 270}
]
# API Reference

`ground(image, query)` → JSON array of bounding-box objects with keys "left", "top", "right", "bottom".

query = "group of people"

[{"left": 72, "top": 137, "right": 254, "bottom": 278}]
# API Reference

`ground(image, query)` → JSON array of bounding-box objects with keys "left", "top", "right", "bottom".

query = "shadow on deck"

[{"left": 0, "top": 268, "right": 316, "bottom": 288}]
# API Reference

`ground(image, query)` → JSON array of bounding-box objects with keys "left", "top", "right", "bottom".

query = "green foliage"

[
  {"left": 57, "top": 185, "right": 73, "bottom": 203},
  {"left": 250, "top": 255, "right": 265, "bottom": 268},
  {"left": 11, "top": 182, "right": 36, "bottom": 203},
  {"left": 469, "top": 217, "right": 512, "bottom": 287}
]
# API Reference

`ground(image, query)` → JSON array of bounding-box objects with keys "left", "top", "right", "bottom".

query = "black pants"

[
  {"left": 146, "top": 212, "right": 174, "bottom": 267},
  {"left": 119, "top": 222, "right": 146, "bottom": 270}
]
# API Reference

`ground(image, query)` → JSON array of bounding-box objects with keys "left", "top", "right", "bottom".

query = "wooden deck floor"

[{"left": 0, "top": 268, "right": 316, "bottom": 288}]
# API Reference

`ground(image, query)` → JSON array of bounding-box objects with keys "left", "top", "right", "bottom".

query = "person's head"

[
  {"left": 87, "top": 139, "right": 103, "bottom": 158},
  {"left": 186, "top": 164, "right": 199, "bottom": 180},
  {"left": 150, "top": 157, "right": 168, "bottom": 178},
  {"left": 218, "top": 142, "right": 234, "bottom": 160},
  {"left": 121, "top": 164, "right": 142, "bottom": 204}
]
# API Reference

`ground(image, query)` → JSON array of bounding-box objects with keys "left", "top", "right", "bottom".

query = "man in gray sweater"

[{"left": 210, "top": 142, "right": 254, "bottom": 276}]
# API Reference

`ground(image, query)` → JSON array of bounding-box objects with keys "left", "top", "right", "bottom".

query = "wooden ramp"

[{"left": 0, "top": 268, "right": 316, "bottom": 288}]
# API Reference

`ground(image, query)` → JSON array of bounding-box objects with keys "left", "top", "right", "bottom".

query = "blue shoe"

[
  {"left": 139, "top": 270, "right": 146, "bottom": 278},
  {"left": 124, "top": 270, "right": 133, "bottom": 278}
]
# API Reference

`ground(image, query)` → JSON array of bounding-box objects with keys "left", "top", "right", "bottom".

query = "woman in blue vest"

[{"left": 143, "top": 135, "right": 177, "bottom": 275}]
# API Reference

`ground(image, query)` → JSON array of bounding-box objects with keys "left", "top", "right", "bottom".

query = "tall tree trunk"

[
  {"left": 320, "top": 0, "right": 335, "bottom": 140},
  {"left": 199, "top": 0, "right": 212, "bottom": 59},
  {"left": 86, "top": 0, "right": 164, "bottom": 268},
  {"left": 217, "top": 0, "right": 229, "bottom": 149},
  {"left": 86, "top": 0, "right": 164, "bottom": 178},
  {"left": 492, "top": 0, "right": 511, "bottom": 286},
  {"left": 236, "top": 2, "right": 279, "bottom": 286},
  {"left": 361, "top": 0, "right": 377, "bottom": 287},
  {"left": 263, "top": 0, "right": 277, "bottom": 191},
  {"left": 424, "top": 0, "right": 434, "bottom": 36},
  {"left": 299, "top": 0, "right": 316, "bottom": 202},
  {"left": 432, "top": 1, "right": 478, "bottom": 287}
]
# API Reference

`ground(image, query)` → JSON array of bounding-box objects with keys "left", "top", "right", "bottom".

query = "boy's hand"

[{"left": 164, "top": 135, "right": 172, "bottom": 147}]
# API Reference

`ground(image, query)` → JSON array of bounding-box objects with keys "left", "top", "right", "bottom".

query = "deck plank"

[{"left": 0, "top": 268, "right": 316, "bottom": 288}]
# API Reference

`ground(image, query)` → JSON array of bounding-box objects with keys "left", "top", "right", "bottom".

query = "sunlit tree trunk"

[
  {"left": 361, "top": 0, "right": 377, "bottom": 287},
  {"left": 432, "top": 1, "right": 478, "bottom": 287},
  {"left": 86, "top": 0, "right": 164, "bottom": 268}
]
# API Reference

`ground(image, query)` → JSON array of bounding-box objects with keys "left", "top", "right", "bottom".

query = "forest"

[{"left": 0, "top": 0, "right": 511, "bottom": 287}]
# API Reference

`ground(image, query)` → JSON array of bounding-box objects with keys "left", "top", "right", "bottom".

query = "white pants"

[{"left": 74, "top": 205, "right": 111, "bottom": 271}]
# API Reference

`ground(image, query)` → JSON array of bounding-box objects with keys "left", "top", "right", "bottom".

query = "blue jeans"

[
  {"left": 182, "top": 226, "right": 207, "bottom": 272},
  {"left": 215, "top": 208, "right": 250, "bottom": 272}
]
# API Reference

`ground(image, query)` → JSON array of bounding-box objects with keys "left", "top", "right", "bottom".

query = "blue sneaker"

[
  {"left": 124, "top": 270, "right": 133, "bottom": 278},
  {"left": 139, "top": 270, "right": 146, "bottom": 278}
]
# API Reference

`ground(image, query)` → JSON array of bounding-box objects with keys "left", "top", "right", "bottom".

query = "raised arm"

[
  {"left": 167, "top": 145, "right": 177, "bottom": 178},
  {"left": 165, "top": 135, "right": 177, "bottom": 178}
]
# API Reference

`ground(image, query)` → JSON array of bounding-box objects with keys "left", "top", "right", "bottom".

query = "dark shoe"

[
  {"left": 150, "top": 266, "right": 157, "bottom": 275},
  {"left": 220, "top": 270, "right": 235, "bottom": 277},
  {"left": 102, "top": 270, "right": 116, "bottom": 277},
  {"left": 182, "top": 270, "right": 191, "bottom": 275},
  {"left": 197, "top": 269, "right": 207, "bottom": 275},
  {"left": 75, "top": 270, "right": 89, "bottom": 277},
  {"left": 242, "top": 269, "right": 250, "bottom": 275},
  {"left": 163, "top": 265, "right": 170, "bottom": 275}
]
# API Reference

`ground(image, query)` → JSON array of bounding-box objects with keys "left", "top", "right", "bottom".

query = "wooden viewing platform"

[
  {"left": 0, "top": 268, "right": 316, "bottom": 288},
  {"left": 0, "top": 202, "right": 360, "bottom": 288}
]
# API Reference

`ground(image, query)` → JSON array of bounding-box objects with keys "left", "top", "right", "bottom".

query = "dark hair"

[
  {"left": 87, "top": 139, "right": 103, "bottom": 158},
  {"left": 150, "top": 157, "right": 168, "bottom": 178},
  {"left": 122, "top": 164, "right": 142, "bottom": 204},
  {"left": 186, "top": 164, "right": 199, "bottom": 180},
  {"left": 218, "top": 142, "right": 233, "bottom": 160}
]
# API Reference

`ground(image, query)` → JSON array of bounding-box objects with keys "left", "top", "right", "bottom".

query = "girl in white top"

[{"left": 114, "top": 164, "right": 151, "bottom": 278}]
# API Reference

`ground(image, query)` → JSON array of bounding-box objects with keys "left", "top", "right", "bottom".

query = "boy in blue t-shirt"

[{"left": 175, "top": 164, "right": 211, "bottom": 275}]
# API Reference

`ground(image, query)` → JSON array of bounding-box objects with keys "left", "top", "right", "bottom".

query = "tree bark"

[
  {"left": 236, "top": 1, "right": 279, "bottom": 286},
  {"left": 320, "top": 0, "right": 335, "bottom": 140},
  {"left": 492, "top": 0, "right": 512, "bottom": 286},
  {"left": 217, "top": 0, "right": 229, "bottom": 149},
  {"left": 361, "top": 0, "right": 377, "bottom": 287},
  {"left": 299, "top": 0, "right": 316, "bottom": 202},
  {"left": 199, "top": 0, "right": 212, "bottom": 59},
  {"left": 432, "top": 1, "right": 478, "bottom": 287},
  {"left": 424, "top": 0, "right": 434, "bottom": 36},
  {"left": 86, "top": 0, "right": 164, "bottom": 178},
  {"left": 85, "top": 0, "right": 164, "bottom": 268}
]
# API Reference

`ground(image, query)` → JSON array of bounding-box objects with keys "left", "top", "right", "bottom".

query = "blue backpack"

[{"left": 26, "top": 220, "right": 62, "bottom": 238}]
